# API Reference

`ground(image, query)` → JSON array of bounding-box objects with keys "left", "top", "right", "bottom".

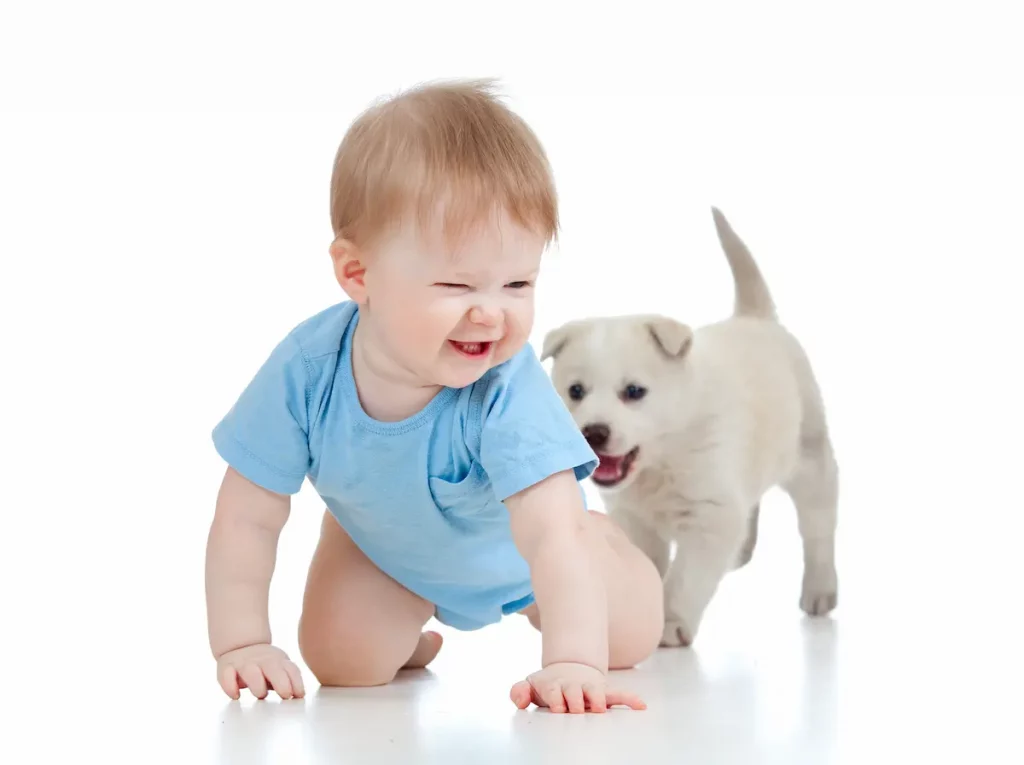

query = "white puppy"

[{"left": 542, "top": 208, "right": 839, "bottom": 647}]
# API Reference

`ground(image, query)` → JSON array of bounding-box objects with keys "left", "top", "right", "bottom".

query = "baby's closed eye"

[{"left": 432, "top": 281, "right": 533, "bottom": 290}]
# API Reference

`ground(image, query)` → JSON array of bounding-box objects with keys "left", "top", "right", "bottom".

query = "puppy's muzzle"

[{"left": 582, "top": 423, "right": 611, "bottom": 451}]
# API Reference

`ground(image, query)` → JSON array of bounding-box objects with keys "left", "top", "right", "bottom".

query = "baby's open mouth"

[
  {"left": 448, "top": 340, "right": 493, "bottom": 358},
  {"left": 591, "top": 447, "right": 640, "bottom": 487}
]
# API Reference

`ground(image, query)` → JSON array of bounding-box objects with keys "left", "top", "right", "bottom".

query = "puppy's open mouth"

[{"left": 591, "top": 447, "right": 639, "bottom": 487}]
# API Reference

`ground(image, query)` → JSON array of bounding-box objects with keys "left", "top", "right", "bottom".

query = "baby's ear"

[
  {"left": 646, "top": 316, "right": 693, "bottom": 359},
  {"left": 330, "top": 238, "right": 367, "bottom": 304},
  {"left": 541, "top": 321, "right": 584, "bottom": 361}
]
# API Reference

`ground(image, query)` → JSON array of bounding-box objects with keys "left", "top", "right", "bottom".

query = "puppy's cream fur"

[{"left": 543, "top": 208, "right": 839, "bottom": 647}]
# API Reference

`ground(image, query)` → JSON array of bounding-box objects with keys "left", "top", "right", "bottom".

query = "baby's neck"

[{"left": 351, "top": 318, "right": 443, "bottom": 422}]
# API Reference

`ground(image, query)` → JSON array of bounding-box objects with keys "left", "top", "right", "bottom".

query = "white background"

[{"left": 2, "top": 1, "right": 1023, "bottom": 762}]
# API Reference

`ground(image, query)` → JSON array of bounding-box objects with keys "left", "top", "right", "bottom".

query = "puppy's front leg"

[{"left": 660, "top": 500, "right": 746, "bottom": 647}]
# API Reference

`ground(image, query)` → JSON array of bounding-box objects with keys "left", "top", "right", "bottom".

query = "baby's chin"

[
  {"left": 432, "top": 342, "right": 521, "bottom": 388},
  {"left": 434, "top": 362, "right": 499, "bottom": 390}
]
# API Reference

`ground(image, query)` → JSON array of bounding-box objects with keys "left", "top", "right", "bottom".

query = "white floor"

[{"left": 9, "top": 481, "right": 1022, "bottom": 764}]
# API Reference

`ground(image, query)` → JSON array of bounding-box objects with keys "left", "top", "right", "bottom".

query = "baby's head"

[{"left": 328, "top": 79, "right": 557, "bottom": 389}]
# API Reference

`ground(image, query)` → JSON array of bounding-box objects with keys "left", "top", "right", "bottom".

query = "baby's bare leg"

[
  {"left": 298, "top": 510, "right": 440, "bottom": 687},
  {"left": 522, "top": 510, "right": 663, "bottom": 670}
]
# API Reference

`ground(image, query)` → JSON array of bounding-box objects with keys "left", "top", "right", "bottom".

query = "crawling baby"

[{"left": 204, "top": 79, "right": 663, "bottom": 713}]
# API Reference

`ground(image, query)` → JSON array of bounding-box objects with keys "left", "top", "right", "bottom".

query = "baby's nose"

[{"left": 469, "top": 305, "right": 501, "bottom": 327}]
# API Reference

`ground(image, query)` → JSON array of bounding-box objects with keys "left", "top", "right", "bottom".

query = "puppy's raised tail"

[{"left": 711, "top": 207, "right": 777, "bottom": 321}]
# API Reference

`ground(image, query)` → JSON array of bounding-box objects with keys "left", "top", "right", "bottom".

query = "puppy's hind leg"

[{"left": 785, "top": 437, "right": 839, "bottom": 616}]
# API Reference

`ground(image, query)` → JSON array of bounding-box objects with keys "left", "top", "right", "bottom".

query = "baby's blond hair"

[{"left": 330, "top": 79, "right": 558, "bottom": 251}]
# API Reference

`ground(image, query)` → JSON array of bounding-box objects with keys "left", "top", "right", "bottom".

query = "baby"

[{"left": 204, "top": 79, "right": 664, "bottom": 714}]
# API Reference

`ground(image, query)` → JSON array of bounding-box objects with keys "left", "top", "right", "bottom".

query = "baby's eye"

[
  {"left": 505, "top": 281, "right": 532, "bottom": 289},
  {"left": 435, "top": 283, "right": 470, "bottom": 289}
]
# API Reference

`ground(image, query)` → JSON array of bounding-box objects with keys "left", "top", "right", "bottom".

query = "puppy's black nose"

[{"left": 582, "top": 423, "right": 611, "bottom": 451}]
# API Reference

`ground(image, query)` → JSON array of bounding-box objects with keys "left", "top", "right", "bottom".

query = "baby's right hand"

[{"left": 216, "top": 643, "right": 305, "bottom": 700}]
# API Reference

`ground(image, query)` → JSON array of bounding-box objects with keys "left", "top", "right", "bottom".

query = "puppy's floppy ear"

[
  {"left": 541, "top": 322, "right": 580, "bottom": 361},
  {"left": 647, "top": 316, "right": 693, "bottom": 358}
]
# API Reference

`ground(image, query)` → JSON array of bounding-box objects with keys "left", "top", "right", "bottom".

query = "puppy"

[{"left": 542, "top": 208, "right": 839, "bottom": 647}]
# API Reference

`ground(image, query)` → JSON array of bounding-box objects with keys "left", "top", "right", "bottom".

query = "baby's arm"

[
  {"left": 507, "top": 470, "right": 607, "bottom": 671},
  {"left": 205, "top": 466, "right": 304, "bottom": 699},
  {"left": 506, "top": 470, "right": 646, "bottom": 713}
]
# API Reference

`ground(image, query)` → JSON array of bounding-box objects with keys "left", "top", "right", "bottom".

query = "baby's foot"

[{"left": 403, "top": 631, "right": 443, "bottom": 669}]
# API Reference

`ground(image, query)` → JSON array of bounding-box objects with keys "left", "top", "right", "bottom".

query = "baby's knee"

[
  {"left": 298, "top": 614, "right": 405, "bottom": 688},
  {"left": 299, "top": 628, "right": 403, "bottom": 687},
  {"left": 609, "top": 610, "right": 662, "bottom": 670},
  {"left": 311, "top": 659, "right": 401, "bottom": 688}
]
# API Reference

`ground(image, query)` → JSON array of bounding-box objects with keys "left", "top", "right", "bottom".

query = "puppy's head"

[{"left": 542, "top": 314, "right": 695, "bottom": 491}]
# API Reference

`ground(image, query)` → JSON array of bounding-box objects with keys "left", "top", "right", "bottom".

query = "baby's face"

[{"left": 362, "top": 210, "right": 546, "bottom": 389}]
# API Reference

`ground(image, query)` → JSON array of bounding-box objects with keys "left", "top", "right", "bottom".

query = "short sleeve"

[
  {"left": 212, "top": 333, "right": 313, "bottom": 495},
  {"left": 477, "top": 344, "right": 598, "bottom": 501}
]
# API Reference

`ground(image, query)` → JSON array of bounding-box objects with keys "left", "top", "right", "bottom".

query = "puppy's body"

[{"left": 543, "top": 209, "right": 838, "bottom": 646}]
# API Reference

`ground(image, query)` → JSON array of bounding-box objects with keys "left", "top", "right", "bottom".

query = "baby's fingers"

[
  {"left": 218, "top": 665, "right": 241, "bottom": 700},
  {"left": 263, "top": 662, "right": 295, "bottom": 700},
  {"left": 604, "top": 688, "right": 647, "bottom": 710},
  {"left": 539, "top": 682, "right": 566, "bottom": 713},
  {"left": 284, "top": 660, "right": 305, "bottom": 699},
  {"left": 238, "top": 664, "right": 269, "bottom": 700},
  {"left": 562, "top": 683, "right": 586, "bottom": 714},
  {"left": 510, "top": 680, "right": 534, "bottom": 709},
  {"left": 582, "top": 683, "right": 607, "bottom": 713}
]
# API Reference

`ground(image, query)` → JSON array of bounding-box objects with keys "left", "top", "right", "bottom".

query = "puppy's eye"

[
  {"left": 622, "top": 384, "right": 647, "bottom": 401},
  {"left": 568, "top": 383, "right": 586, "bottom": 401}
]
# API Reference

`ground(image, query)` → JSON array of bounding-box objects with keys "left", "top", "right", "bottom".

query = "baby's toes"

[{"left": 404, "top": 631, "right": 444, "bottom": 669}]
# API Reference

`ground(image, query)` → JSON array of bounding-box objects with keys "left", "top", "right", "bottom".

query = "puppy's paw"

[
  {"left": 800, "top": 571, "right": 838, "bottom": 616},
  {"left": 659, "top": 618, "right": 695, "bottom": 648}
]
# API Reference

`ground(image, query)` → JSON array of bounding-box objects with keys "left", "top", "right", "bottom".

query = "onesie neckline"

[{"left": 339, "top": 307, "right": 459, "bottom": 436}]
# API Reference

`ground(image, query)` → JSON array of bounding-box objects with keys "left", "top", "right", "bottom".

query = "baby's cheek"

[
  {"left": 396, "top": 295, "right": 446, "bottom": 335},
  {"left": 498, "top": 328, "right": 530, "bottom": 365},
  {"left": 508, "top": 306, "right": 533, "bottom": 344}
]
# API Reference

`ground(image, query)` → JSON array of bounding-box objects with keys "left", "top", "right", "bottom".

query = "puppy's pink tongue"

[{"left": 593, "top": 455, "right": 624, "bottom": 482}]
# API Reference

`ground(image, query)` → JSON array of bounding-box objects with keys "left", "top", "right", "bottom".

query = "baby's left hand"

[{"left": 510, "top": 662, "right": 647, "bottom": 713}]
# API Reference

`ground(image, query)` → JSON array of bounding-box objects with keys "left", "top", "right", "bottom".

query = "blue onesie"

[{"left": 212, "top": 301, "right": 598, "bottom": 630}]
